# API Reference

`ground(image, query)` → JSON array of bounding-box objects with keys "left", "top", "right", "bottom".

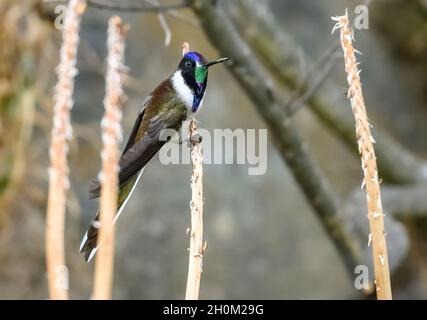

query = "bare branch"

[
  {"left": 228, "top": 0, "right": 427, "bottom": 184},
  {"left": 157, "top": 12, "right": 171, "bottom": 47},
  {"left": 345, "top": 184, "right": 427, "bottom": 220},
  {"left": 144, "top": 0, "right": 199, "bottom": 26},
  {"left": 43, "top": 0, "right": 198, "bottom": 27},
  {"left": 285, "top": 42, "right": 340, "bottom": 114},
  {"left": 187, "top": 0, "right": 363, "bottom": 277},
  {"left": 86, "top": 0, "right": 188, "bottom": 12}
]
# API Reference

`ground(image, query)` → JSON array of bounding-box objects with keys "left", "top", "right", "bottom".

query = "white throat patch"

[{"left": 172, "top": 70, "right": 193, "bottom": 109}]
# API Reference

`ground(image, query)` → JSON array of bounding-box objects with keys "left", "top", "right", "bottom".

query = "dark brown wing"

[
  {"left": 88, "top": 79, "right": 187, "bottom": 199},
  {"left": 88, "top": 96, "right": 151, "bottom": 199},
  {"left": 122, "top": 95, "right": 152, "bottom": 154},
  {"left": 116, "top": 108, "right": 183, "bottom": 189}
]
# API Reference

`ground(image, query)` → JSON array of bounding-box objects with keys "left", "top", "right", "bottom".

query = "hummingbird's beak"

[{"left": 204, "top": 57, "right": 230, "bottom": 68}]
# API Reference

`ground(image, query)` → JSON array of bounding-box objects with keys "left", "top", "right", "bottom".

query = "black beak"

[{"left": 204, "top": 57, "right": 230, "bottom": 68}]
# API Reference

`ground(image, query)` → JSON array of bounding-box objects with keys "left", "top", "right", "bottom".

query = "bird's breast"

[{"left": 171, "top": 70, "right": 194, "bottom": 110}]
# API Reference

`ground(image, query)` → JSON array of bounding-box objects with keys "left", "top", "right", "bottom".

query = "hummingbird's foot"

[
  {"left": 183, "top": 133, "right": 203, "bottom": 148},
  {"left": 190, "top": 133, "right": 202, "bottom": 144},
  {"left": 182, "top": 134, "right": 203, "bottom": 148}
]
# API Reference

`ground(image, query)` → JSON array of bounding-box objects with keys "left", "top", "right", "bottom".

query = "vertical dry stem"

[
  {"left": 183, "top": 42, "right": 204, "bottom": 299},
  {"left": 182, "top": 41, "right": 190, "bottom": 55},
  {"left": 45, "top": 0, "right": 86, "bottom": 300},
  {"left": 332, "top": 11, "right": 392, "bottom": 299},
  {"left": 185, "top": 117, "right": 204, "bottom": 300},
  {"left": 92, "top": 15, "right": 128, "bottom": 300},
  {"left": 183, "top": 41, "right": 205, "bottom": 300}
]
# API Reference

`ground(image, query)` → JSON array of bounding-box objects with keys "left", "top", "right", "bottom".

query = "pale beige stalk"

[
  {"left": 182, "top": 41, "right": 190, "bottom": 55},
  {"left": 332, "top": 11, "right": 392, "bottom": 299},
  {"left": 183, "top": 41, "right": 204, "bottom": 300},
  {"left": 45, "top": 0, "right": 86, "bottom": 300},
  {"left": 92, "top": 16, "right": 128, "bottom": 300},
  {"left": 185, "top": 117, "right": 205, "bottom": 300}
]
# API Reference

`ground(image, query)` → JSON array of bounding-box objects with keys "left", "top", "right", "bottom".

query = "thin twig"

[
  {"left": 285, "top": 42, "right": 340, "bottom": 115},
  {"left": 43, "top": 0, "right": 198, "bottom": 26},
  {"left": 332, "top": 10, "right": 392, "bottom": 300},
  {"left": 45, "top": 0, "right": 86, "bottom": 300},
  {"left": 185, "top": 117, "right": 204, "bottom": 300},
  {"left": 86, "top": 0, "right": 188, "bottom": 12},
  {"left": 182, "top": 41, "right": 190, "bottom": 55},
  {"left": 157, "top": 12, "right": 171, "bottom": 47},
  {"left": 92, "top": 15, "right": 128, "bottom": 300},
  {"left": 145, "top": 0, "right": 199, "bottom": 27}
]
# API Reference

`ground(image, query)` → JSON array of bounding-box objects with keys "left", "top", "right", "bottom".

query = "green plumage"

[{"left": 195, "top": 66, "right": 208, "bottom": 84}]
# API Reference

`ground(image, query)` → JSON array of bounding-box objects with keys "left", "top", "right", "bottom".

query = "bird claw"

[
  {"left": 182, "top": 134, "right": 202, "bottom": 148},
  {"left": 190, "top": 133, "right": 202, "bottom": 144}
]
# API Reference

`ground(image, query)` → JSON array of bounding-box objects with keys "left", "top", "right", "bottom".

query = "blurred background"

[{"left": 0, "top": 0, "right": 426, "bottom": 299}]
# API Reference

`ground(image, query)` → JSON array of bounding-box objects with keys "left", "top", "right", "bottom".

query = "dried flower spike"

[
  {"left": 332, "top": 10, "right": 392, "bottom": 300},
  {"left": 182, "top": 41, "right": 190, "bottom": 56},
  {"left": 45, "top": 0, "right": 86, "bottom": 300},
  {"left": 92, "top": 15, "right": 128, "bottom": 300}
]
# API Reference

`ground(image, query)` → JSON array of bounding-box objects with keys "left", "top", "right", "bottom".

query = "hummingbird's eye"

[{"left": 185, "top": 60, "right": 193, "bottom": 67}]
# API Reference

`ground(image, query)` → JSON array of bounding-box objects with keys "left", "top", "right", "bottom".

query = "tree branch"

[
  {"left": 228, "top": 0, "right": 427, "bottom": 184},
  {"left": 338, "top": 182, "right": 427, "bottom": 277},
  {"left": 86, "top": 0, "right": 188, "bottom": 12},
  {"left": 285, "top": 42, "right": 340, "bottom": 115},
  {"left": 346, "top": 184, "right": 427, "bottom": 220},
  {"left": 187, "top": 0, "right": 363, "bottom": 277}
]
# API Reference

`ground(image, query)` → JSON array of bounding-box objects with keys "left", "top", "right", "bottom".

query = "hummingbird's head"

[{"left": 172, "top": 51, "right": 229, "bottom": 113}]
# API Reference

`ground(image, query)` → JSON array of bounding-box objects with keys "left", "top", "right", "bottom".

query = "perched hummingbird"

[{"left": 80, "top": 51, "right": 229, "bottom": 262}]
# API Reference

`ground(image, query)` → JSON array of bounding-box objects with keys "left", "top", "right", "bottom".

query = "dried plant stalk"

[
  {"left": 332, "top": 11, "right": 392, "bottom": 299},
  {"left": 92, "top": 15, "right": 128, "bottom": 300},
  {"left": 45, "top": 0, "right": 86, "bottom": 300},
  {"left": 182, "top": 41, "right": 190, "bottom": 55},
  {"left": 183, "top": 41, "right": 205, "bottom": 300},
  {"left": 185, "top": 117, "right": 205, "bottom": 300}
]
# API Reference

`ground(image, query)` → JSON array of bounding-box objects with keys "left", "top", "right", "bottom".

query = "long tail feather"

[{"left": 80, "top": 169, "right": 144, "bottom": 262}]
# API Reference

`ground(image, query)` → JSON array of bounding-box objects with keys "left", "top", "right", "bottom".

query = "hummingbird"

[{"left": 79, "top": 51, "right": 229, "bottom": 262}]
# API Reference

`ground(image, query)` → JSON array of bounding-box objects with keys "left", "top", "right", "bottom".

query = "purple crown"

[{"left": 184, "top": 51, "right": 208, "bottom": 65}]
